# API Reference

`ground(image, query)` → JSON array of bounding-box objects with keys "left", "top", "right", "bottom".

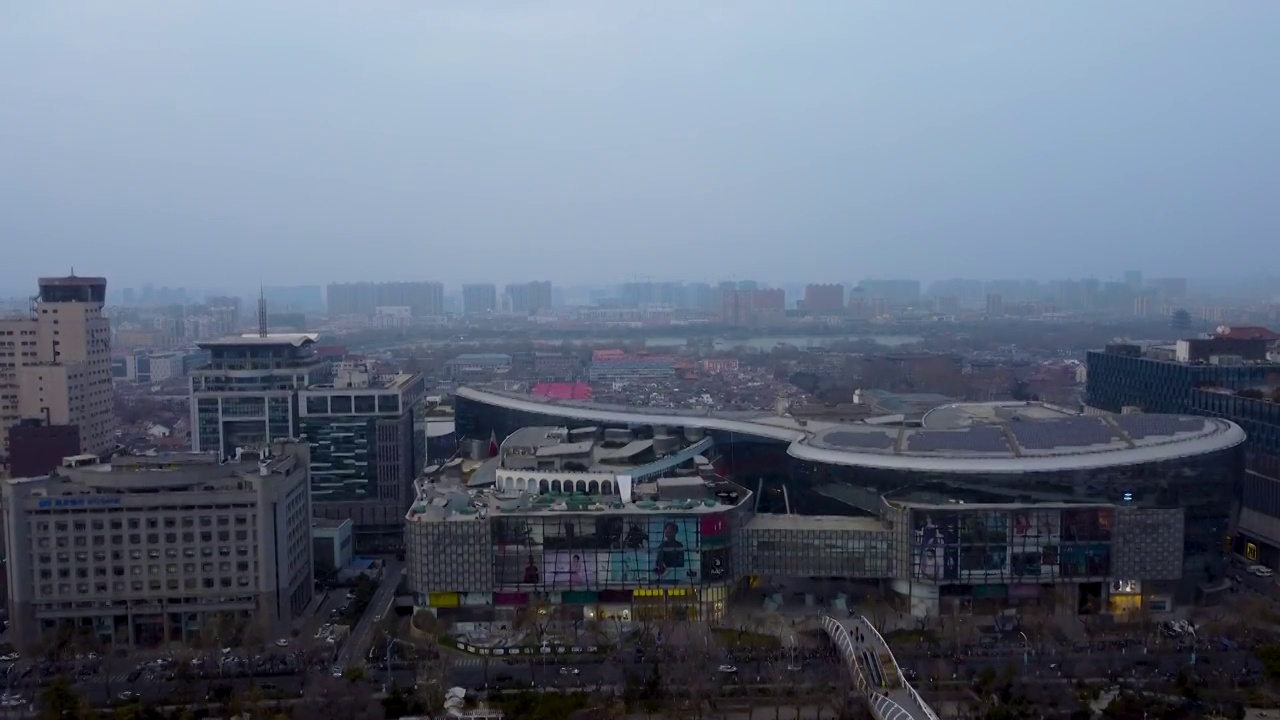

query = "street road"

[{"left": 337, "top": 560, "right": 403, "bottom": 669}]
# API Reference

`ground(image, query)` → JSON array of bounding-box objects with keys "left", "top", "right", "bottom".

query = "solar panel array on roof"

[
  {"left": 823, "top": 431, "right": 897, "bottom": 450},
  {"left": 1113, "top": 415, "right": 1205, "bottom": 440},
  {"left": 906, "top": 427, "right": 1009, "bottom": 453},
  {"left": 1011, "top": 417, "right": 1117, "bottom": 450}
]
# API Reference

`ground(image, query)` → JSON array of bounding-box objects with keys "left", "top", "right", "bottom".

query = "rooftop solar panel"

[
  {"left": 1011, "top": 417, "right": 1117, "bottom": 450},
  {"left": 822, "top": 431, "right": 897, "bottom": 450},
  {"left": 1113, "top": 415, "right": 1205, "bottom": 440},
  {"left": 906, "top": 427, "right": 1010, "bottom": 454}
]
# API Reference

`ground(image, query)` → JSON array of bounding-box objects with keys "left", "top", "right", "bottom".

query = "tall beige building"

[{"left": 0, "top": 276, "right": 114, "bottom": 465}]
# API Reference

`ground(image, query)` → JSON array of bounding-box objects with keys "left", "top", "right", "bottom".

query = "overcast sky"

[{"left": 1, "top": 1, "right": 1276, "bottom": 292}]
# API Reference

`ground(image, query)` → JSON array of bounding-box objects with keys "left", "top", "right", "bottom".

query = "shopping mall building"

[{"left": 403, "top": 386, "right": 1246, "bottom": 620}]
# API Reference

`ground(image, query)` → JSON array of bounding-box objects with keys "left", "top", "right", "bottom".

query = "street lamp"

[{"left": 1017, "top": 631, "right": 1030, "bottom": 670}]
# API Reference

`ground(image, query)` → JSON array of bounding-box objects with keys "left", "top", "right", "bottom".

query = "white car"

[
  {"left": 1249, "top": 565, "right": 1274, "bottom": 578},
  {"left": 558, "top": 667, "right": 579, "bottom": 676},
  {"left": 0, "top": 653, "right": 19, "bottom": 662},
  {"left": 274, "top": 639, "right": 290, "bottom": 648},
  {"left": 717, "top": 665, "right": 738, "bottom": 674},
  {"left": 331, "top": 666, "right": 344, "bottom": 678}
]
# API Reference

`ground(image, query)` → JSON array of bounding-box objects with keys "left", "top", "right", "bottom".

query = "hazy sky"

[{"left": 2, "top": 1, "right": 1277, "bottom": 292}]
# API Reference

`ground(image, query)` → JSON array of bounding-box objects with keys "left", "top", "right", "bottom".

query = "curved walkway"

[{"left": 820, "top": 615, "right": 939, "bottom": 720}]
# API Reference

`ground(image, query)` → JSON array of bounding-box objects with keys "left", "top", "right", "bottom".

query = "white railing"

[
  {"left": 856, "top": 616, "right": 942, "bottom": 720},
  {"left": 819, "top": 616, "right": 919, "bottom": 720}
]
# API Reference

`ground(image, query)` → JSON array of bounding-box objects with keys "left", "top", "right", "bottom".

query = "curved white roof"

[{"left": 457, "top": 386, "right": 1247, "bottom": 475}]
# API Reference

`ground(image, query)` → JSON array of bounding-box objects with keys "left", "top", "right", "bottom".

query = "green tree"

[
  {"left": 1171, "top": 308, "right": 1192, "bottom": 331},
  {"left": 40, "top": 676, "right": 86, "bottom": 720}
]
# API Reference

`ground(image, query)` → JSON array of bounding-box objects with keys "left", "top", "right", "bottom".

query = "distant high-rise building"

[
  {"left": 1150, "top": 278, "right": 1189, "bottom": 300},
  {"left": 0, "top": 275, "right": 114, "bottom": 466},
  {"left": 264, "top": 285, "right": 325, "bottom": 314},
  {"left": 1124, "top": 270, "right": 1143, "bottom": 292},
  {"left": 326, "top": 281, "right": 445, "bottom": 317},
  {"left": 506, "top": 281, "right": 553, "bottom": 315},
  {"left": 985, "top": 293, "right": 1004, "bottom": 316},
  {"left": 462, "top": 284, "right": 498, "bottom": 315},
  {"left": 721, "top": 288, "right": 782, "bottom": 326},
  {"left": 803, "top": 284, "right": 845, "bottom": 315},
  {"left": 858, "top": 279, "right": 921, "bottom": 306}
]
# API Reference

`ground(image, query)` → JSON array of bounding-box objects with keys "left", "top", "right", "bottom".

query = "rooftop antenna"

[{"left": 257, "top": 285, "right": 268, "bottom": 338}]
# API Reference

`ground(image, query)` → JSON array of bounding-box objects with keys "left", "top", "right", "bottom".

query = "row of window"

[
  {"left": 39, "top": 575, "right": 255, "bottom": 596},
  {"left": 35, "top": 514, "right": 251, "bottom": 533},
  {"left": 38, "top": 546, "right": 253, "bottom": 564},
  {"left": 42, "top": 560, "right": 253, "bottom": 578},
  {"left": 37, "top": 530, "right": 254, "bottom": 548}
]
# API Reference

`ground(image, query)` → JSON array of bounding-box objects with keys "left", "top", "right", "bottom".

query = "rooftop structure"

[{"left": 457, "top": 386, "right": 1245, "bottom": 474}]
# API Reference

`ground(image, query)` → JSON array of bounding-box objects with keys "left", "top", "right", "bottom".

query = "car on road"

[
  {"left": 558, "top": 667, "right": 579, "bottom": 676},
  {"left": 717, "top": 665, "right": 738, "bottom": 674},
  {"left": 0, "top": 653, "right": 18, "bottom": 662},
  {"left": 331, "top": 665, "right": 344, "bottom": 678},
  {"left": 117, "top": 692, "right": 138, "bottom": 702},
  {"left": 274, "top": 639, "right": 290, "bottom": 648}
]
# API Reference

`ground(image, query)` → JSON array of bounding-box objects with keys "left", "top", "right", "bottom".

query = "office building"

[
  {"left": 299, "top": 361, "right": 425, "bottom": 551},
  {"left": 2, "top": 441, "right": 313, "bottom": 652},
  {"left": 325, "top": 281, "right": 445, "bottom": 317},
  {"left": 1, "top": 275, "right": 114, "bottom": 466},
  {"left": 190, "top": 334, "right": 330, "bottom": 457},
  {"left": 451, "top": 387, "right": 1244, "bottom": 616},
  {"left": 462, "top": 284, "right": 498, "bottom": 315}
]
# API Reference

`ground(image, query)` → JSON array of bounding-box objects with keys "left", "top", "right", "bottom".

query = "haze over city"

[
  {"left": 6, "top": 4, "right": 1280, "bottom": 720},
  {"left": 3, "top": 1, "right": 1278, "bottom": 292}
]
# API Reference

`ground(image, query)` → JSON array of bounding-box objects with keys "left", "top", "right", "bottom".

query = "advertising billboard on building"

[
  {"left": 544, "top": 551, "right": 598, "bottom": 588},
  {"left": 912, "top": 511, "right": 959, "bottom": 581},
  {"left": 493, "top": 513, "right": 703, "bottom": 589}
]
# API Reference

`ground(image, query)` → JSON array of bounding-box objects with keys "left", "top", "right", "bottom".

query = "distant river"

[
  {"left": 639, "top": 335, "right": 923, "bottom": 350},
  {"left": 366, "top": 333, "right": 923, "bottom": 352}
]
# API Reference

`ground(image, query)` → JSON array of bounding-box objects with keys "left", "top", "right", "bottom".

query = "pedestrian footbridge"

[{"left": 820, "top": 615, "right": 940, "bottom": 720}]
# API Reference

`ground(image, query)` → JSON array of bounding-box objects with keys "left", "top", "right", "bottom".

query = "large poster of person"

[
  {"left": 545, "top": 551, "right": 597, "bottom": 588},
  {"left": 912, "top": 512, "right": 958, "bottom": 581},
  {"left": 494, "top": 552, "right": 544, "bottom": 586},
  {"left": 1010, "top": 510, "right": 1060, "bottom": 544},
  {"left": 649, "top": 517, "right": 700, "bottom": 584}
]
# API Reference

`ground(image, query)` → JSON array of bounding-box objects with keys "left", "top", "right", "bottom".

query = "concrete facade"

[
  {"left": 2, "top": 441, "right": 313, "bottom": 652},
  {"left": 1, "top": 276, "right": 114, "bottom": 465}
]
